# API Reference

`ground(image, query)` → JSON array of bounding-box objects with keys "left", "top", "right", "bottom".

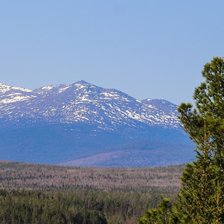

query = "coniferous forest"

[{"left": 0, "top": 162, "right": 181, "bottom": 224}]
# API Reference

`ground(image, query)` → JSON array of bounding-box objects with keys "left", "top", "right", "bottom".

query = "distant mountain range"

[{"left": 0, "top": 81, "right": 194, "bottom": 167}]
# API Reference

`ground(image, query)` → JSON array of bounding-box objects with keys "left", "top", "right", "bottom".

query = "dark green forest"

[
  {"left": 0, "top": 162, "right": 181, "bottom": 224},
  {"left": 0, "top": 189, "right": 155, "bottom": 224}
]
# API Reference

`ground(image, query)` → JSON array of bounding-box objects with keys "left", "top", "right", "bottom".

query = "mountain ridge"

[
  {"left": 0, "top": 81, "right": 194, "bottom": 167},
  {"left": 0, "top": 81, "right": 179, "bottom": 129}
]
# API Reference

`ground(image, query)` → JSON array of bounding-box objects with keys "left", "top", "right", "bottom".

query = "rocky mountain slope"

[{"left": 0, "top": 81, "right": 179, "bottom": 128}]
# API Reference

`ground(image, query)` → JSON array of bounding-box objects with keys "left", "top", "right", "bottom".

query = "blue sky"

[{"left": 0, "top": 1, "right": 224, "bottom": 104}]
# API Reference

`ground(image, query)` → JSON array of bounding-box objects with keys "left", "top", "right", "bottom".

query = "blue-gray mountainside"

[{"left": 0, "top": 81, "right": 194, "bottom": 167}]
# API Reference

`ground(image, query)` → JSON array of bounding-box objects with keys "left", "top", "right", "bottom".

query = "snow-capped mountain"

[
  {"left": 0, "top": 81, "right": 179, "bottom": 129},
  {"left": 0, "top": 81, "right": 194, "bottom": 167}
]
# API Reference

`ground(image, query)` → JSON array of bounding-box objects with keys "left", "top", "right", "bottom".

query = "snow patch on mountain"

[
  {"left": 0, "top": 95, "right": 34, "bottom": 104},
  {"left": 39, "top": 86, "right": 54, "bottom": 91},
  {"left": 0, "top": 83, "right": 32, "bottom": 93}
]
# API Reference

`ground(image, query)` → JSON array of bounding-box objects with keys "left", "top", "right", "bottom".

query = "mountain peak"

[
  {"left": 71, "top": 80, "right": 96, "bottom": 89},
  {"left": 75, "top": 80, "right": 90, "bottom": 85}
]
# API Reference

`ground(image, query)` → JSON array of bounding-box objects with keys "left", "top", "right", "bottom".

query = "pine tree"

[
  {"left": 138, "top": 57, "right": 224, "bottom": 223},
  {"left": 176, "top": 57, "right": 224, "bottom": 223},
  {"left": 138, "top": 198, "right": 173, "bottom": 224}
]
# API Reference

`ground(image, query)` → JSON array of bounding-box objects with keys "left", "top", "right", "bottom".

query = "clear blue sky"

[{"left": 0, "top": 1, "right": 224, "bottom": 104}]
